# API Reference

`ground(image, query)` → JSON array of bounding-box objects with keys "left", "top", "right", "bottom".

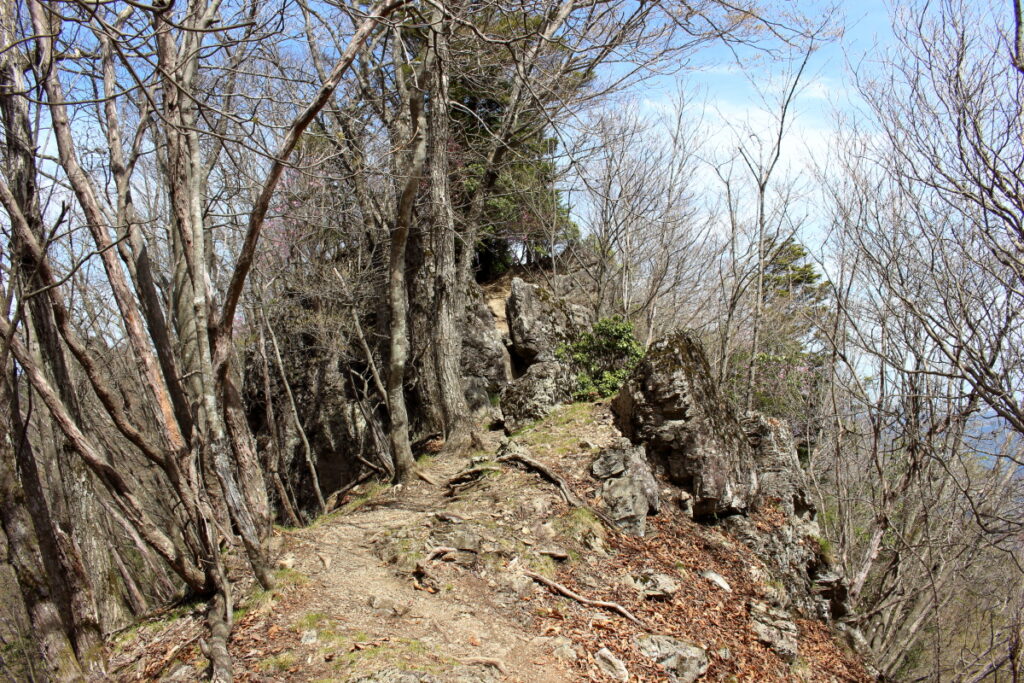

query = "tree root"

[
  {"left": 523, "top": 570, "right": 644, "bottom": 626},
  {"left": 200, "top": 591, "right": 233, "bottom": 682},
  {"left": 497, "top": 444, "right": 623, "bottom": 531},
  {"left": 460, "top": 656, "right": 508, "bottom": 674},
  {"left": 496, "top": 450, "right": 581, "bottom": 506}
]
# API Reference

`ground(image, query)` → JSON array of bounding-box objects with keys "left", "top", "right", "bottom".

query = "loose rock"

[
  {"left": 636, "top": 635, "right": 709, "bottom": 683},
  {"left": 594, "top": 647, "right": 630, "bottom": 681}
]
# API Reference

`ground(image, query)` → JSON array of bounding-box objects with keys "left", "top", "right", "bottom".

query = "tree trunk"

[{"left": 428, "top": 12, "right": 471, "bottom": 441}]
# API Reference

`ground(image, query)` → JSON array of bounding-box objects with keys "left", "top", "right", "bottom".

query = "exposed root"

[
  {"left": 200, "top": 591, "right": 233, "bottom": 683},
  {"left": 496, "top": 449, "right": 581, "bottom": 507},
  {"left": 416, "top": 469, "right": 439, "bottom": 486},
  {"left": 460, "top": 656, "right": 508, "bottom": 674},
  {"left": 524, "top": 570, "right": 644, "bottom": 627}
]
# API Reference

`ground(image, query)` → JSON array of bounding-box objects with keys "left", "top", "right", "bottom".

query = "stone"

[
  {"left": 506, "top": 277, "right": 592, "bottom": 367},
  {"left": 636, "top": 635, "right": 709, "bottom": 683},
  {"left": 632, "top": 570, "right": 680, "bottom": 599},
  {"left": 368, "top": 595, "right": 397, "bottom": 613},
  {"left": 451, "top": 531, "right": 481, "bottom": 552},
  {"left": 552, "top": 636, "right": 578, "bottom": 661},
  {"left": 750, "top": 601, "right": 799, "bottom": 662},
  {"left": 594, "top": 647, "right": 629, "bottom": 681},
  {"left": 301, "top": 629, "right": 318, "bottom": 645},
  {"left": 612, "top": 332, "right": 758, "bottom": 518},
  {"left": 593, "top": 439, "right": 660, "bottom": 536},
  {"left": 700, "top": 570, "right": 732, "bottom": 593},
  {"left": 500, "top": 361, "right": 572, "bottom": 432}
]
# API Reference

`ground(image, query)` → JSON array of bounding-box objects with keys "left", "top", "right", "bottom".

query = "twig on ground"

[
  {"left": 424, "top": 546, "right": 457, "bottom": 561},
  {"left": 524, "top": 570, "right": 644, "bottom": 626}
]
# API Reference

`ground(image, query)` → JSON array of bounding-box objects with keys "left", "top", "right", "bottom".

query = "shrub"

[{"left": 558, "top": 317, "right": 644, "bottom": 400}]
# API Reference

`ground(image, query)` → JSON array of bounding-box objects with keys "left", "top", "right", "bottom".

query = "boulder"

[
  {"left": 506, "top": 277, "right": 591, "bottom": 367},
  {"left": 612, "top": 332, "right": 758, "bottom": 518},
  {"left": 636, "top": 635, "right": 709, "bottom": 683},
  {"left": 591, "top": 439, "right": 660, "bottom": 536},
  {"left": 500, "top": 362, "right": 571, "bottom": 432},
  {"left": 594, "top": 648, "right": 629, "bottom": 681}
]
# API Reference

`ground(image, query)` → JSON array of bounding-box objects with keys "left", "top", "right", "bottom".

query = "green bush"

[{"left": 558, "top": 317, "right": 644, "bottom": 400}]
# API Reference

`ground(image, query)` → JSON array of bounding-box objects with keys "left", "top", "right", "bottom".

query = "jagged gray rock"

[
  {"left": 506, "top": 277, "right": 591, "bottom": 366},
  {"left": 631, "top": 570, "right": 679, "bottom": 599},
  {"left": 461, "top": 293, "right": 512, "bottom": 413},
  {"left": 750, "top": 601, "right": 800, "bottom": 662},
  {"left": 591, "top": 439, "right": 660, "bottom": 536},
  {"left": 742, "top": 412, "right": 814, "bottom": 517},
  {"left": 594, "top": 647, "right": 629, "bottom": 681},
  {"left": 612, "top": 332, "right": 758, "bottom": 518},
  {"left": 636, "top": 635, "right": 709, "bottom": 683},
  {"left": 499, "top": 362, "right": 572, "bottom": 432}
]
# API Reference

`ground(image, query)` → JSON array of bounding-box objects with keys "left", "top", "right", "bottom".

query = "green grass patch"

[
  {"left": 296, "top": 611, "right": 329, "bottom": 630},
  {"left": 555, "top": 507, "right": 604, "bottom": 539},
  {"left": 257, "top": 652, "right": 297, "bottom": 673}
]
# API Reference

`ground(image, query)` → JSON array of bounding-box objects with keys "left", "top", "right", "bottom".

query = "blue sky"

[{"left": 626, "top": 0, "right": 894, "bottom": 184}]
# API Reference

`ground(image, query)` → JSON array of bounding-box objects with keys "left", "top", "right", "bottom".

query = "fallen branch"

[
  {"left": 145, "top": 634, "right": 201, "bottom": 679},
  {"left": 538, "top": 548, "right": 570, "bottom": 561},
  {"left": 524, "top": 570, "right": 644, "bottom": 626},
  {"left": 447, "top": 465, "right": 502, "bottom": 486},
  {"left": 424, "top": 546, "right": 457, "bottom": 561}
]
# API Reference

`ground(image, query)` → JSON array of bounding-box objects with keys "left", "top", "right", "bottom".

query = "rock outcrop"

[
  {"left": 590, "top": 438, "right": 660, "bottom": 536},
  {"left": 611, "top": 332, "right": 758, "bottom": 518},
  {"left": 743, "top": 412, "right": 814, "bottom": 517},
  {"left": 610, "top": 330, "right": 856, "bottom": 644},
  {"left": 499, "top": 361, "right": 572, "bottom": 433},
  {"left": 506, "top": 277, "right": 591, "bottom": 367},
  {"left": 460, "top": 293, "right": 512, "bottom": 414}
]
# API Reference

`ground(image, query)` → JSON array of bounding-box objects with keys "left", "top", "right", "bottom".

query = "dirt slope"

[{"left": 107, "top": 403, "right": 869, "bottom": 682}]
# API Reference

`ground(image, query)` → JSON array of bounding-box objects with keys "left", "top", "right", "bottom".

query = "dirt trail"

[
  {"left": 108, "top": 402, "right": 870, "bottom": 682},
  {"left": 256, "top": 441, "right": 576, "bottom": 682}
]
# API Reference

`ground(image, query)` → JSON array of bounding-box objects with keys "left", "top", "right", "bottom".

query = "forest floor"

[{"left": 106, "top": 402, "right": 871, "bottom": 682}]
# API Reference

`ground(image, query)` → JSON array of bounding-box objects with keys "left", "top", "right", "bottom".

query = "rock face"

[
  {"left": 499, "top": 362, "right": 572, "bottom": 433},
  {"left": 506, "top": 277, "right": 591, "bottom": 367},
  {"left": 590, "top": 439, "right": 660, "bottom": 536},
  {"left": 461, "top": 291, "right": 512, "bottom": 414},
  {"left": 610, "top": 332, "right": 856, "bottom": 634},
  {"left": 612, "top": 332, "right": 758, "bottom": 518}
]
